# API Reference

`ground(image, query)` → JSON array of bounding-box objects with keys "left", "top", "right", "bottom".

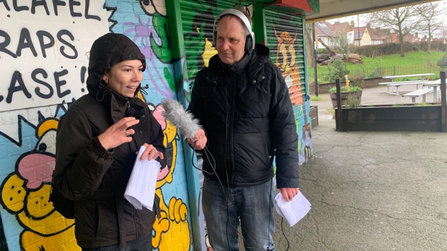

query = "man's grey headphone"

[{"left": 212, "top": 9, "right": 255, "bottom": 53}]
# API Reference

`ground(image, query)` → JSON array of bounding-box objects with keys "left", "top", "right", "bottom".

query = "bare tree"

[
  {"left": 369, "top": 6, "right": 420, "bottom": 57},
  {"left": 415, "top": 2, "right": 446, "bottom": 54},
  {"left": 331, "top": 31, "right": 350, "bottom": 57}
]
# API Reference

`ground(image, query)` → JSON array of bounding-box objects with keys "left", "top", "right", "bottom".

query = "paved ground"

[{"left": 271, "top": 85, "right": 447, "bottom": 251}]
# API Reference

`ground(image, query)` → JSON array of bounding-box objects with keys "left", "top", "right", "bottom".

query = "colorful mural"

[
  {"left": 151, "top": 105, "right": 191, "bottom": 251},
  {"left": 266, "top": 9, "right": 313, "bottom": 163},
  {"left": 274, "top": 26, "right": 303, "bottom": 106},
  {"left": 0, "top": 112, "right": 79, "bottom": 251},
  {"left": 273, "top": 24, "right": 313, "bottom": 163},
  {"left": 0, "top": 102, "right": 188, "bottom": 250}
]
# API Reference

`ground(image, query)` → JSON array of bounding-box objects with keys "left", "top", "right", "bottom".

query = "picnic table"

[
  {"left": 401, "top": 79, "right": 444, "bottom": 103},
  {"left": 402, "top": 88, "right": 432, "bottom": 103},
  {"left": 379, "top": 73, "right": 434, "bottom": 95},
  {"left": 423, "top": 80, "right": 442, "bottom": 102},
  {"left": 382, "top": 73, "right": 435, "bottom": 80}
]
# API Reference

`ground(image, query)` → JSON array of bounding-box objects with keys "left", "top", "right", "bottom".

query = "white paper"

[
  {"left": 275, "top": 191, "right": 311, "bottom": 227},
  {"left": 124, "top": 145, "right": 160, "bottom": 211}
]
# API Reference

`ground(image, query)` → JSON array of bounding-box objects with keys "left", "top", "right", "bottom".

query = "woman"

[{"left": 53, "top": 33, "right": 165, "bottom": 251}]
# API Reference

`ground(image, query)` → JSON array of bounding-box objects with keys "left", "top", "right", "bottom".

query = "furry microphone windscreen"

[{"left": 160, "top": 99, "right": 201, "bottom": 140}]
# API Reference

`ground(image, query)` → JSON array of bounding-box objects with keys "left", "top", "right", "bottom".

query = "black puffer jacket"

[
  {"left": 188, "top": 44, "right": 299, "bottom": 188},
  {"left": 53, "top": 33, "right": 165, "bottom": 249}
]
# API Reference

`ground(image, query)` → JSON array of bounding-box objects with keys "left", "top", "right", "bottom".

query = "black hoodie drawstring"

[{"left": 96, "top": 83, "right": 106, "bottom": 102}]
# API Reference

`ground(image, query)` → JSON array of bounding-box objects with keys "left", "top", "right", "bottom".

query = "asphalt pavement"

[{"left": 272, "top": 85, "right": 447, "bottom": 251}]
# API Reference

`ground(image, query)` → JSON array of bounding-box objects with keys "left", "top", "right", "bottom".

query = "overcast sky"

[{"left": 326, "top": 0, "right": 447, "bottom": 29}]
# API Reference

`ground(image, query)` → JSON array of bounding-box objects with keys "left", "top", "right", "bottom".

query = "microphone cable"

[
  {"left": 190, "top": 141, "right": 232, "bottom": 248},
  {"left": 189, "top": 141, "right": 244, "bottom": 250},
  {"left": 280, "top": 218, "right": 290, "bottom": 251},
  {"left": 269, "top": 176, "right": 290, "bottom": 251}
]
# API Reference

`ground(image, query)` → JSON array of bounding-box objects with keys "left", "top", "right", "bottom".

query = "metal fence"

[{"left": 381, "top": 65, "right": 440, "bottom": 78}]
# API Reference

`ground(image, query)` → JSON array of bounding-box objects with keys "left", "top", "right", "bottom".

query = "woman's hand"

[
  {"left": 98, "top": 117, "right": 140, "bottom": 150},
  {"left": 139, "top": 143, "right": 164, "bottom": 161}
]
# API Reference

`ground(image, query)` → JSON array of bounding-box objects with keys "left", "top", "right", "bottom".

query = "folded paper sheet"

[
  {"left": 275, "top": 192, "right": 311, "bottom": 227},
  {"left": 124, "top": 145, "right": 160, "bottom": 210}
]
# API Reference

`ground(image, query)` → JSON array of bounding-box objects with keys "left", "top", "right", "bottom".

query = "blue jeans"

[{"left": 202, "top": 177, "right": 276, "bottom": 251}]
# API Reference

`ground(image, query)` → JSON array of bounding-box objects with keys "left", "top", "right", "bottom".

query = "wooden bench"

[
  {"left": 378, "top": 80, "right": 428, "bottom": 95},
  {"left": 402, "top": 88, "right": 433, "bottom": 103}
]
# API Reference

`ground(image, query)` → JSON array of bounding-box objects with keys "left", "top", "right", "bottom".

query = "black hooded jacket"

[
  {"left": 53, "top": 33, "right": 165, "bottom": 248},
  {"left": 188, "top": 44, "right": 299, "bottom": 189}
]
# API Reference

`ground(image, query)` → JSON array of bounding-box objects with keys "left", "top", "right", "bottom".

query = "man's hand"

[
  {"left": 280, "top": 188, "right": 299, "bottom": 202},
  {"left": 187, "top": 128, "right": 207, "bottom": 150}
]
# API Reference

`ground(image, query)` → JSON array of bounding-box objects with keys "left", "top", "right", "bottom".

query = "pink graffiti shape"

[
  {"left": 152, "top": 104, "right": 171, "bottom": 181},
  {"left": 152, "top": 105, "right": 167, "bottom": 129},
  {"left": 157, "top": 165, "right": 169, "bottom": 181},
  {"left": 18, "top": 153, "right": 55, "bottom": 189}
]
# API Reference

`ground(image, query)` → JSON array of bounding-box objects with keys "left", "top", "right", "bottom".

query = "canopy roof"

[{"left": 306, "top": 0, "right": 437, "bottom": 22}]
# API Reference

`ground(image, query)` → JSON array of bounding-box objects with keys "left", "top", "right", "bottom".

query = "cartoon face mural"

[
  {"left": 151, "top": 104, "right": 191, "bottom": 251},
  {"left": 140, "top": 0, "right": 167, "bottom": 16},
  {"left": 0, "top": 116, "right": 80, "bottom": 250},
  {"left": 0, "top": 101, "right": 188, "bottom": 251}
]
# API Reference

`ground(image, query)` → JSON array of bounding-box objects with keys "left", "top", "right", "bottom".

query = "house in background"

[
  {"left": 314, "top": 21, "right": 353, "bottom": 48},
  {"left": 432, "top": 37, "right": 447, "bottom": 43},
  {"left": 391, "top": 33, "right": 417, "bottom": 43},
  {"left": 315, "top": 19, "right": 445, "bottom": 49},
  {"left": 314, "top": 21, "right": 336, "bottom": 48},
  {"left": 353, "top": 27, "right": 372, "bottom": 46},
  {"left": 368, "top": 26, "right": 392, "bottom": 45},
  {"left": 315, "top": 21, "right": 376, "bottom": 48}
]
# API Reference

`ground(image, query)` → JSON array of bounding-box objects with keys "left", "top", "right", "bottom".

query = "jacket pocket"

[{"left": 233, "top": 132, "right": 272, "bottom": 183}]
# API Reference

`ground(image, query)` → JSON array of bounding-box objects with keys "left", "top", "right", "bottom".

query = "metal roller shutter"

[
  {"left": 179, "top": 0, "right": 243, "bottom": 82},
  {"left": 264, "top": 8, "right": 306, "bottom": 106}
]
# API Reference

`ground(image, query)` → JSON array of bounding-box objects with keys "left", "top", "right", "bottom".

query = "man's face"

[{"left": 216, "top": 15, "right": 246, "bottom": 65}]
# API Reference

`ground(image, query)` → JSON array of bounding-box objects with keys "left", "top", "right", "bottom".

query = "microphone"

[{"left": 160, "top": 99, "right": 201, "bottom": 140}]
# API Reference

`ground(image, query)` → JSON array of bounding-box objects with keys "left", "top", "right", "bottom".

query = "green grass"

[
  {"left": 309, "top": 51, "right": 445, "bottom": 84},
  {"left": 310, "top": 95, "right": 325, "bottom": 101}
]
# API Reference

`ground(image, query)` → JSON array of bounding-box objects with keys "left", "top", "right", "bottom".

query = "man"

[{"left": 187, "top": 8, "right": 299, "bottom": 251}]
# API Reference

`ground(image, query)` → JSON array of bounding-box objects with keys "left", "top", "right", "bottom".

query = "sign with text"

[{"left": 0, "top": 0, "right": 109, "bottom": 112}]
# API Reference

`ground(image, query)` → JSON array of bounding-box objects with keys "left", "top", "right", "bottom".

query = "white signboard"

[{"left": 0, "top": 0, "right": 109, "bottom": 112}]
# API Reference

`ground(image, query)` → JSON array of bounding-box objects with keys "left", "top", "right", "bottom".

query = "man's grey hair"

[{"left": 217, "top": 8, "right": 251, "bottom": 37}]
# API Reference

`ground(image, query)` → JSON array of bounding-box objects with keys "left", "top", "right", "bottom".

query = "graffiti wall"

[
  {"left": 264, "top": 8, "right": 313, "bottom": 165},
  {"left": 0, "top": 0, "right": 192, "bottom": 250}
]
